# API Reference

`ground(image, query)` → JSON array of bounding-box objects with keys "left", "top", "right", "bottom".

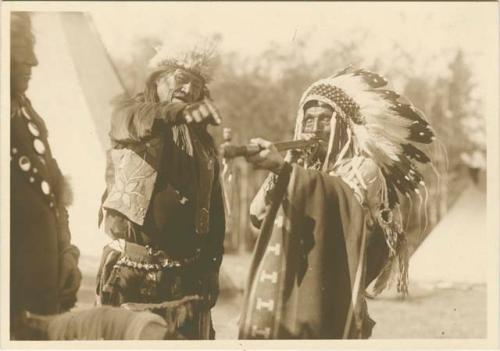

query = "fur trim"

[
  {"left": 122, "top": 295, "right": 203, "bottom": 337},
  {"left": 149, "top": 38, "right": 218, "bottom": 83},
  {"left": 57, "top": 175, "right": 74, "bottom": 207}
]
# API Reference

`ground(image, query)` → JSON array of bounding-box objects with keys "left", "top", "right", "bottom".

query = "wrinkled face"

[
  {"left": 156, "top": 68, "right": 204, "bottom": 103},
  {"left": 11, "top": 32, "right": 38, "bottom": 95},
  {"left": 301, "top": 101, "right": 335, "bottom": 142}
]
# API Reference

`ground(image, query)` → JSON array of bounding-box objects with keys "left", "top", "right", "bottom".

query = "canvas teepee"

[{"left": 409, "top": 171, "right": 486, "bottom": 285}]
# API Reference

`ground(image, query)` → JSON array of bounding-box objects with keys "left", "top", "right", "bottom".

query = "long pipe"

[{"left": 221, "top": 138, "right": 321, "bottom": 159}]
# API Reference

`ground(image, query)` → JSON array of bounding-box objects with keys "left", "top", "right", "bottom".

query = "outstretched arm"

[
  {"left": 109, "top": 94, "right": 221, "bottom": 144},
  {"left": 109, "top": 94, "right": 187, "bottom": 144}
]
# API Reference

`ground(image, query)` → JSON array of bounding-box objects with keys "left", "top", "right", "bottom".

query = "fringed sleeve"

[{"left": 109, "top": 94, "right": 187, "bottom": 144}]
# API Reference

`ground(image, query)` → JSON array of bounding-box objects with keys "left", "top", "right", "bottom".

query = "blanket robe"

[
  {"left": 239, "top": 164, "right": 388, "bottom": 339},
  {"left": 23, "top": 306, "right": 168, "bottom": 340}
]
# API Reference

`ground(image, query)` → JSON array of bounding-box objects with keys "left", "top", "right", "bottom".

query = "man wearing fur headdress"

[
  {"left": 239, "top": 67, "right": 436, "bottom": 339},
  {"left": 96, "top": 42, "right": 225, "bottom": 339},
  {"left": 10, "top": 12, "right": 81, "bottom": 339}
]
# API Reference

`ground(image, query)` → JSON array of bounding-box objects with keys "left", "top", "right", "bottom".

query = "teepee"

[
  {"left": 28, "top": 12, "right": 124, "bottom": 261},
  {"left": 409, "top": 171, "right": 487, "bottom": 285}
]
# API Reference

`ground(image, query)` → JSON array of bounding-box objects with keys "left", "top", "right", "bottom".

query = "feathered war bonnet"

[{"left": 294, "top": 66, "right": 437, "bottom": 295}]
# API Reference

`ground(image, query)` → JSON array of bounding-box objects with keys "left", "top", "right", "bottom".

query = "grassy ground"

[
  {"left": 210, "top": 285, "right": 486, "bottom": 340},
  {"left": 76, "top": 253, "right": 487, "bottom": 340},
  {"left": 369, "top": 284, "right": 486, "bottom": 339}
]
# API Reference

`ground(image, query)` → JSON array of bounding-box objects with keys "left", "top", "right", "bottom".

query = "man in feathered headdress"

[
  {"left": 239, "top": 67, "right": 436, "bottom": 339},
  {"left": 96, "top": 40, "right": 225, "bottom": 339},
  {"left": 10, "top": 12, "right": 81, "bottom": 339}
]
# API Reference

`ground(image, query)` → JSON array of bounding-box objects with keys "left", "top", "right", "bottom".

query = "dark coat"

[
  {"left": 100, "top": 93, "right": 225, "bottom": 270},
  {"left": 10, "top": 95, "right": 80, "bottom": 334},
  {"left": 96, "top": 93, "right": 225, "bottom": 339}
]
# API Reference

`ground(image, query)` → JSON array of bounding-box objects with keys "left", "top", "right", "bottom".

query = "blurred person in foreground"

[
  {"left": 10, "top": 12, "right": 81, "bottom": 339},
  {"left": 96, "top": 43, "right": 225, "bottom": 339},
  {"left": 238, "top": 67, "right": 436, "bottom": 339}
]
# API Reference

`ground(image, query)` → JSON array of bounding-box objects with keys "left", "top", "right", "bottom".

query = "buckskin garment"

[
  {"left": 239, "top": 164, "right": 388, "bottom": 339},
  {"left": 10, "top": 95, "right": 80, "bottom": 338},
  {"left": 96, "top": 93, "right": 225, "bottom": 339}
]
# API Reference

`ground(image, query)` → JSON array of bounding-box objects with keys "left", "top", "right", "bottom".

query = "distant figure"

[
  {"left": 239, "top": 67, "right": 436, "bottom": 339},
  {"left": 96, "top": 43, "right": 225, "bottom": 339},
  {"left": 461, "top": 150, "right": 486, "bottom": 185},
  {"left": 10, "top": 12, "right": 81, "bottom": 339}
]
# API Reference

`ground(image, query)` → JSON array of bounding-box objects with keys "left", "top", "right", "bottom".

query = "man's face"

[
  {"left": 301, "top": 102, "right": 335, "bottom": 142},
  {"left": 156, "top": 68, "right": 204, "bottom": 103},
  {"left": 11, "top": 33, "right": 38, "bottom": 95}
]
